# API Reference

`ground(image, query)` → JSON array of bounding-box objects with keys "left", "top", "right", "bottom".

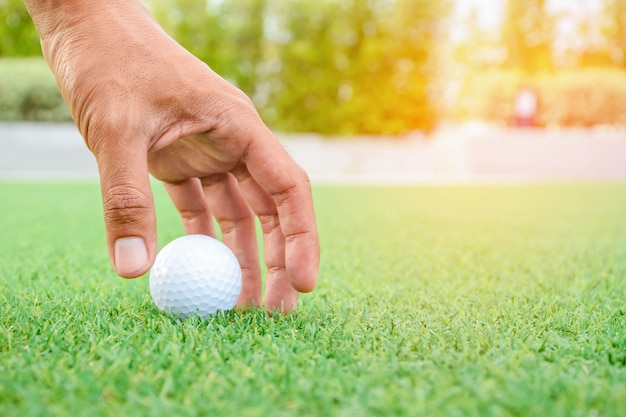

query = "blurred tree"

[
  {"left": 501, "top": 0, "right": 555, "bottom": 73},
  {"left": 449, "top": 0, "right": 626, "bottom": 126},
  {"left": 601, "top": 0, "right": 626, "bottom": 68},
  {"left": 0, "top": 0, "right": 40, "bottom": 56},
  {"left": 220, "top": 0, "right": 266, "bottom": 95},
  {"left": 148, "top": 0, "right": 266, "bottom": 97},
  {"left": 452, "top": 8, "right": 505, "bottom": 70},
  {"left": 552, "top": 0, "right": 616, "bottom": 68},
  {"left": 371, "top": 0, "right": 446, "bottom": 134},
  {"left": 267, "top": 0, "right": 448, "bottom": 134},
  {"left": 264, "top": 0, "right": 345, "bottom": 132}
]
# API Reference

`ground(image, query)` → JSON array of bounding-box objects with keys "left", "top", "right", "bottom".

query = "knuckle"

[
  {"left": 221, "top": 83, "right": 255, "bottom": 109},
  {"left": 299, "top": 166, "right": 312, "bottom": 185},
  {"left": 258, "top": 213, "right": 281, "bottom": 235},
  {"left": 71, "top": 83, "right": 123, "bottom": 152},
  {"left": 102, "top": 185, "right": 151, "bottom": 226},
  {"left": 211, "top": 88, "right": 260, "bottom": 129},
  {"left": 179, "top": 208, "right": 206, "bottom": 224},
  {"left": 290, "top": 164, "right": 312, "bottom": 188},
  {"left": 86, "top": 111, "right": 133, "bottom": 156},
  {"left": 218, "top": 210, "right": 256, "bottom": 236}
]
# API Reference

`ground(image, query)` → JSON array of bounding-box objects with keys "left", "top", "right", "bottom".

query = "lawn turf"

[{"left": 1, "top": 182, "right": 626, "bottom": 416}]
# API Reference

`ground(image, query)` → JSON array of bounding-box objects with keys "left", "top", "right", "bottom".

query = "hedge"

[
  {"left": 454, "top": 67, "right": 626, "bottom": 127},
  {"left": 0, "top": 58, "right": 72, "bottom": 122},
  {"left": 3, "top": 58, "right": 626, "bottom": 129}
]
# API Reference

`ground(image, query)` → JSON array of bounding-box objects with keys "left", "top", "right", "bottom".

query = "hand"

[{"left": 24, "top": 0, "right": 319, "bottom": 312}]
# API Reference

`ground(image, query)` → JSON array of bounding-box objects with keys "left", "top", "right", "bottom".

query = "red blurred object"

[{"left": 514, "top": 88, "right": 538, "bottom": 127}]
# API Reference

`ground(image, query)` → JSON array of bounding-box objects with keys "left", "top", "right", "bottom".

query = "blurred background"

[{"left": 1, "top": 0, "right": 625, "bottom": 181}]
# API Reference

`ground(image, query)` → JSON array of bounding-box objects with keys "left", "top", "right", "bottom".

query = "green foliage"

[
  {"left": 454, "top": 69, "right": 523, "bottom": 123},
  {"left": 502, "top": 0, "right": 555, "bottom": 72},
  {"left": 0, "top": 58, "right": 72, "bottom": 122},
  {"left": 266, "top": 0, "right": 445, "bottom": 134},
  {"left": 538, "top": 68, "right": 626, "bottom": 126},
  {"left": 0, "top": 0, "right": 40, "bottom": 56},
  {"left": 454, "top": 67, "right": 626, "bottom": 127},
  {"left": 600, "top": 0, "right": 626, "bottom": 68},
  {"left": 1, "top": 182, "right": 626, "bottom": 416}
]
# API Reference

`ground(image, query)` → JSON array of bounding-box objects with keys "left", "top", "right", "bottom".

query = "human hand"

[{"left": 24, "top": 0, "right": 319, "bottom": 312}]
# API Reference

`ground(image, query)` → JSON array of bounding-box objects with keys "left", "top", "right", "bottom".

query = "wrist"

[{"left": 24, "top": 0, "right": 148, "bottom": 41}]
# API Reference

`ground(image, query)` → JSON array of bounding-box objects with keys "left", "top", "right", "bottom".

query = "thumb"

[{"left": 95, "top": 142, "right": 156, "bottom": 278}]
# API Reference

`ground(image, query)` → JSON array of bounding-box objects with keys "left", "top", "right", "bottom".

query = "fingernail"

[{"left": 114, "top": 237, "right": 148, "bottom": 277}]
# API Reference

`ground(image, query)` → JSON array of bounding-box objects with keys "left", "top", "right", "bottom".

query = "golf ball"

[{"left": 149, "top": 234, "right": 242, "bottom": 318}]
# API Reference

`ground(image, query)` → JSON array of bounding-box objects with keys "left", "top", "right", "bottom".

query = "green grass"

[{"left": 1, "top": 182, "right": 626, "bottom": 416}]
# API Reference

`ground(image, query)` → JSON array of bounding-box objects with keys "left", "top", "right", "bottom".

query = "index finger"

[{"left": 242, "top": 128, "right": 320, "bottom": 293}]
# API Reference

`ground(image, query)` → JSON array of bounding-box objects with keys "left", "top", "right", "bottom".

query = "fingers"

[
  {"left": 201, "top": 173, "right": 262, "bottom": 308},
  {"left": 162, "top": 178, "right": 216, "bottom": 237},
  {"left": 232, "top": 166, "right": 299, "bottom": 312},
  {"left": 240, "top": 133, "right": 320, "bottom": 294},
  {"left": 163, "top": 165, "right": 309, "bottom": 312},
  {"left": 95, "top": 141, "right": 156, "bottom": 278}
]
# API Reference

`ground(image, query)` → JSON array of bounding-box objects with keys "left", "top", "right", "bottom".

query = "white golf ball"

[{"left": 149, "top": 234, "right": 242, "bottom": 318}]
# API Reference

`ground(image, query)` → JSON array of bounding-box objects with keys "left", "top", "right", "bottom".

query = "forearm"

[
  {"left": 23, "top": 0, "right": 157, "bottom": 57},
  {"left": 23, "top": 1, "right": 170, "bottom": 77}
]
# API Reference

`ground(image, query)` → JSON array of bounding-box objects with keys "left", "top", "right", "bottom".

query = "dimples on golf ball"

[{"left": 149, "top": 234, "right": 242, "bottom": 318}]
